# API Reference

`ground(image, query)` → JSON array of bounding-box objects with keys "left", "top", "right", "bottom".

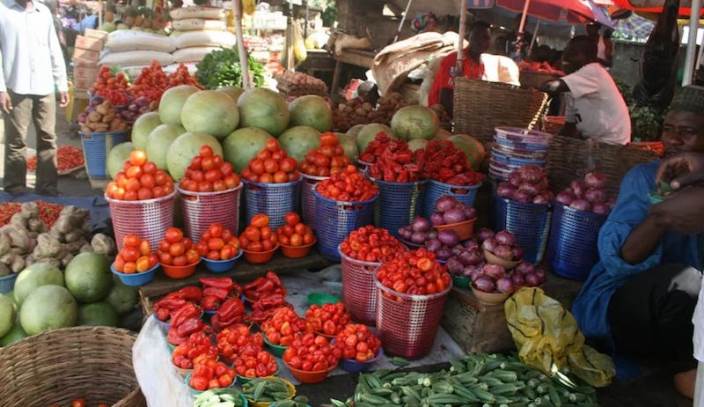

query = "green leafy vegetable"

[{"left": 196, "top": 47, "right": 265, "bottom": 90}]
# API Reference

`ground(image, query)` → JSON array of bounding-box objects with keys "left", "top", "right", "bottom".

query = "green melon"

[
  {"left": 289, "top": 95, "right": 333, "bottom": 132},
  {"left": 181, "top": 90, "right": 240, "bottom": 139},
  {"left": 14, "top": 262, "right": 64, "bottom": 306},
  {"left": 78, "top": 302, "right": 119, "bottom": 326},
  {"left": 346, "top": 124, "right": 365, "bottom": 139},
  {"left": 107, "top": 142, "right": 133, "bottom": 179},
  {"left": 216, "top": 86, "right": 244, "bottom": 102},
  {"left": 159, "top": 85, "right": 199, "bottom": 126},
  {"left": 335, "top": 132, "right": 358, "bottom": 160},
  {"left": 106, "top": 279, "right": 138, "bottom": 315},
  {"left": 131, "top": 112, "right": 162, "bottom": 150},
  {"left": 0, "top": 294, "right": 14, "bottom": 337},
  {"left": 279, "top": 126, "right": 321, "bottom": 163},
  {"left": 448, "top": 134, "right": 486, "bottom": 171},
  {"left": 0, "top": 322, "right": 26, "bottom": 346},
  {"left": 20, "top": 285, "right": 78, "bottom": 336},
  {"left": 65, "top": 252, "right": 112, "bottom": 303},
  {"left": 146, "top": 124, "right": 186, "bottom": 170},
  {"left": 223, "top": 127, "right": 274, "bottom": 173},
  {"left": 166, "top": 132, "right": 223, "bottom": 180},
  {"left": 237, "top": 88, "right": 290, "bottom": 136},
  {"left": 408, "top": 139, "right": 428, "bottom": 152},
  {"left": 390, "top": 105, "right": 439, "bottom": 140}
]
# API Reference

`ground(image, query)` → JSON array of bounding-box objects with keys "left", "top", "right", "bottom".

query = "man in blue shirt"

[{"left": 573, "top": 86, "right": 704, "bottom": 397}]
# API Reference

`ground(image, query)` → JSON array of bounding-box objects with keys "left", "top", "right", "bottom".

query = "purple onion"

[
  {"left": 443, "top": 208, "right": 466, "bottom": 224},
  {"left": 410, "top": 232, "right": 426, "bottom": 244},
  {"left": 518, "top": 183, "right": 540, "bottom": 197},
  {"left": 477, "top": 228, "right": 494, "bottom": 242},
  {"left": 584, "top": 188, "right": 607, "bottom": 204},
  {"left": 459, "top": 250, "right": 483, "bottom": 266},
  {"left": 430, "top": 213, "right": 444, "bottom": 226},
  {"left": 411, "top": 217, "right": 431, "bottom": 233},
  {"left": 435, "top": 196, "right": 458, "bottom": 213},
  {"left": 584, "top": 172, "right": 608, "bottom": 188},
  {"left": 518, "top": 165, "right": 544, "bottom": 183},
  {"left": 425, "top": 239, "right": 442, "bottom": 252},
  {"left": 524, "top": 273, "right": 541, "bottom": 287},
  {"left": 592, "top": 203, "right": 610, "bottom": 215},
  {"left": 555, "top": 191, "right": 575, "bottom": 206},
  {"left": 494, "top": 231, "right": 516, "bottom": 246},
  {"left": 535, "top": 267, "right": 546, "bottom": 282},
  {"left": 466, "top": 265, "right": 483, "bottom": 280},
  {"left": 482, "top": 238, "right": 498, "bottom": 253},
  {"left": 508, "top": 171, "right": 523, "bottom": 187},
  {"left": 438, "top": 230, "right": 460, "bottom": 246},
  {"left": 398, "top": 227, "right": 413, "bottom": 240},
  {"left": 493, "top": 245, "right": 514, "bottom": 260},
  {"left": 446, "top": 258, "right": 463, "bottom": 274},
  {"left": 496, "top": 277, "right": 514, "bottom": 294},
  {"left": 512, "top": 190, "right": 532, "bottom": 203},
  {"left": 464, "top": 207, "right": 477, "bottom": 219},
  {"left": 512, "top": 247, "right": 524, "bottom": 261},
  {"left": 570, "top": 180, "right": 586, "bottom": 198},
  {"left": 483, "top": 264, "right": 506, "bottom": 279},
  {"left": 511, "top": 272, "right": 526, "bottom": 287},
  {"left": 516, "top": 262, "right": 535, "bottom": 275},
  {"left": 464, "top": 239, "right": 479, "bottom": 251},
  {"left": 474, "top": 276, "right": 496, "bottom": 293},
  {"left": 533, "top": 193, "right": 551, "bottom": 205},
  {"left": 570, "top": 199, "right": 591, "bottom": 212},
  {"left": 497, "top": 183, "right": 516, "bottom": 199},
  {"left": 436, "top": 248, "right": 451, "bottom": 260}
]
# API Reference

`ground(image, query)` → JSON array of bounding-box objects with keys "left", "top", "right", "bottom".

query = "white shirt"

[
  {"left": 562, "top": 62, "right": 631, "bottom": 145},
  {"left": 0, "top": 0, "right": 68, "bottom": 95}
]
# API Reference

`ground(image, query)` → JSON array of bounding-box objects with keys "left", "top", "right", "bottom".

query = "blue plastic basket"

[
  {"left": 110, "top": 264, "right": 158, "bottom": 287},
  {"left": 244, "top": 179, "right": 301, "bottom": 230},
  {"left": 313, "top": 189, "right": 377, "bottom": 261},
  {"left": 80, "top": 131, "right": 129, "bottom": 179},
  {"left": 202, "top": 250, "right": 243, "bottom": 273},
  {"left": 373, "top": 179, "right": 426, "bottom": 239},
  {"left": 0, "top": 273, "right": 17, "bottom": 294},
  {"left": 547, "top": 203, "right": 607, "bottom": 280},
  {"left": 423, "top": 180, "right": 481, "bottom": 217},
  {"left": 300, "top": 173, "right": 328, "bottom": 230},
  {"left": 492, "top": 196, "right": 551, "bottom": 264}
]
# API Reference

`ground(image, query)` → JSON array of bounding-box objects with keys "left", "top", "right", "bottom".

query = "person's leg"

[
  {"left": 3, "top": 92, "right": 33, "bottom": 193},
  {"left": 32, "top": 93, "right": 58, "bottom": 195}
]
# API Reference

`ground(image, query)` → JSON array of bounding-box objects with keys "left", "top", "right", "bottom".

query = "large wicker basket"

[
  {"left": 0, "top": 326, "right": 146, "bottom": 407},
  {"left": 453, "top": 78, "right": 549, "bottom": 144}
]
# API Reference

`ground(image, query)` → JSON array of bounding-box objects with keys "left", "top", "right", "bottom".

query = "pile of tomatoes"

[
  {"left": 316, "top": 165, "right": 378, "bottom": 202},
  {"left": 215, "top": 324, "right": 263, "bottom": 361},
  {"left": 359, "top": 133, "right": 394, "bottom": 164},
  {"left": 234, "top": 350, "right": 278, "bottom": 378},
  {"left": 335, "top": 324, "right": 382, "bottom": 363},
  {"left": 299, "top": 133, "right": 350, "bottom": 177},
  {"left": 129, "top": 61, "right": 169, "bottom": 104},
  {"left": 240, "top": 214, "right": 278, "bottom": 253},
  {"left": 172, "top": 331, "right": 217, "bottom": 369},
  {"left": 376, "top": 248, "right": 451, "bottom": 296},
  {"left": 158, "top": 227, "right": 200, "bottom": 267},
  {"left": 197, "top": 223, "right": 240, "bottom": 261},
  {"left": 305, "top": 303, "right": 351, "bottom": 337},
  {"left": 242, "top": 139, "right": 299, "bottom": 184},
  {"left": 180, "top": 146, "right": 241, "bottom": 193},
  {"left": 27, "top": 145, "right": 84, "bottom": 173},
  {"left": 261, "top": 307, "right": 309, "bottom": 346},
  {"left": 168, "top": 63, "right": 201, "bottom": 88},
  {"left": 277, "top": 212, "right": 315, "bottom": 247},
  {"left": 190, "top": 358, "right": 236, "bottom": 391},
  {"left": 106, "top": 150, "right": 175, "bottom": 201},
  {"left": 339, "top": 226, "right": 406, "bottom": 263},
  {"left": 91, "top": 66, "right": 130, "bottom": 106},
  {"left": 113, "top": 235, "right": 157, "bottom": 274},
  {"left": 421, "top": 140, "right": 483, "bottom": 186},
  {"left": 368, "top": 137, "right": 423, "bottom": 183},
  {"left": 282, "top": 333, "right": 341, "bottom": 372}
]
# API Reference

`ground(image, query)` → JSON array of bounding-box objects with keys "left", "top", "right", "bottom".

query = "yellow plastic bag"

[
  {"left": 242, "top": 0, "right": 256, "bottom": 15},
  {"left": 505, "top": 287, "right": 615, "bottom": 387}
]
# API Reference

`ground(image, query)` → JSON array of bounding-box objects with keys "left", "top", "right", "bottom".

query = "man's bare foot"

[{"left": 674, "top": 369, "right": 696, "bottom": 399}]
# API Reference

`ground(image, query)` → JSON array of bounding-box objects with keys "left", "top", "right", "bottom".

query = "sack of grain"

[
  {"left": 172, "top": 18, "right": 227, "bottom": 31},
  {"left": 100, "top": 50, "right": 175, "bottom": 67},
  {"left": 172, "top": 47, "right": 220, "bottom": 63},
  {"left": 104, "top": 30, "right": 175, "bottom": 53},
  {"left": 173, "top": 31, "right": 236, "bottom": 49},
  {"left": 170, "top": 6, "right": 225, "bottom": 20}
]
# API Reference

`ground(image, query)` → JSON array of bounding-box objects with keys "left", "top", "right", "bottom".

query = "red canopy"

[{"left": 613, "top": 0, "right": 703, "bottom": 15}]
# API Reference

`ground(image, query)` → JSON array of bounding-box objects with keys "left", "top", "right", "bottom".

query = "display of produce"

[
  {"left": 234, "top": 348, "right": 278, "bottom": 379},
  {"left": 242, "top": 139, "right": 299, "bottom": 184},
  {"left": 261, "top": 307, "right": 308, "bottom": 346},
  {"left": 356, "top": 124, "right": 394, "bottom": 154},
  {"left": 332, "top": 92, "right": 407, "bottom": 132},
  {"left": 335, "top": 323, "right": 381, "bottom": 363},
  {"left": 199, "top": 277, "right": 241, "bottom": 313},
  {"left": 339, "top": 226, "right": 405, "bottom": 263},
  {"left": 305, "top": 302, "right": 351, "bottom": 337},
  {"left": 278, "top": 126, "right": 321, "bottom": 164},
  {"left": 196, "top": 223, "right": 241, "bottom": 261},
  {"left": 376, "top": 248, "right": 451, "bottom": 296},
  {"left": 397, "top": 216, "right": 436, "bottom": 246},
  {"left": 288, "top": 95, "right": 333, "bottom": 132},
  {"left": 240, "top": 215, "right": 279, "bottom": 253},
  {"left": 26, "top": 145, "right": 84, "bottom": 174},
  {"left": 152, "top": 285, "right": 203, "bottom": 322},
  {"left": 299, "top": 133, "right": 350, "bottom": 177},
  {"left": 241, "top": 378, "right": 296, "bottom": 404},
  {"left": 210, "top": 297, "right": 246, "bottom": 332},
  {"left": 282, "top": 332, "right": 341, "bottom": 372},
  {"left": 91, "top": 66, "right": 130, "bottom": 106},
  {"left": 167, "top": 303, "right": 208, "bottom": 345},
  {"left": 113, "top": 235, "right": 157, "bottom": 274},
  {"left": 129, "top": 61, "right": 170, "bottom": 105},
  {"left": 429, "top": 196, "right": 477, "bottom": 227},
  {"left": 367, "top": 137, "right": 423, "bottom": 182},
  {"left": 555, "top": 172, "right": 615, "bottom": 214},
  {"left": 180, "top": 145, "right": 241, "bottom": 193},
  {"left": 105, "top": 150, "right": 175, "bottom": 200},
  {"left": 78, "top": 98, "right": 130, "bottom": 134},
  {"left": 189, "top": 358, "right": 236, "bottom": 391},
  {"left": 496, "top": 165, "right": 553, "bottom": 204},
  {"left": 421, "top": 140, "right": 483, "bottom": 186},
  {"left": 276, "top": 212, "right": 315, "bottom": 247},
  {"left": 480, "top": 229, "right": 524, "bottom": 265},
  {"left": 316, "top": 165, "right": 378, "bottom": 202},
  {"left": 390, "top": 105, "right": 440, "bottom": 141},
  {"left": 157, "top": 227, "right": 200, "bottom": 267},
  {"left": 196, "top": 48, "right": 265, "bottom": 90},
  {"left": 172, "top": 331, "right": 217, "bottom": 370},
  {"left": 0, "top": 201, "right": 62, "bottom": 228},
  {"left": 181, "top": 90, "right": 240, "bottom": 139},
  {"left": 247, "top": 294, "right": 292, "bottom": 325}
]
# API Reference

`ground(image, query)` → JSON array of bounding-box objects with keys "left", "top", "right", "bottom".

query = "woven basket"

[
  {"left": 519, "top": 71, "right": 559, "bottom": 89},
  {"left": 546, "top": 135, "right": 659, "bottom": 196},
  {"left": 0, "top": 326, "right": 146, "bottom": 407},
  {"left": 453, "top": 78, "right": 549, "bottom": 145}
]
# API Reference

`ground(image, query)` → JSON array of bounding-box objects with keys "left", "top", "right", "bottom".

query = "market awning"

[
  {"left": 612, "top": 0, "right": 704, "bottom": 16},
  {"left": 467, "top": 0, "right": 614, "bottom": 26}
]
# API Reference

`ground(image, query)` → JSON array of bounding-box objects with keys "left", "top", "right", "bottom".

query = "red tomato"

[
  {"left": 139, "top": 240, "right": 151, "bottom": 256},
  {"left": 155, "top": 170, "right": 170, "bottom": 186},
  {"left": 186, "top": 249, "right": 200, "bottom": 264},
  {"left": 137, "top": 187, "right": 153, "bottom": 200},
  {"left": 200, "top": 145, "right": 214, "bottom": 158},
  {"left": 129, "top": 150, "right": 147, "bottom": 166},
  {"left": 204, "top": 169, "right": 221, "bottom": 183},
  {"left": 123, "top": 235, "right": 141, "bottom": 248},
  {"left": 165, "top": 227, "right": 183, "bottom": 244},
  {"left": 198, "top": 181, "right": 213, "bottom": 193},
  {"left": 251, "top": 214, "right": 269, "bottom": 228},
  {"left": 121, "top": 247, "right": 140, "bottom": 262},
  {"left": 142, "top": 162, "right": 157, "bottom": 174},
  {"left": 259, "top": 173, "right": 273, "bottom": 183},
  {"left": 172, "top": 255, "right": 187, "bottom": 266},
  {"left": 284, "top": 212, "right": 300, "bottom": 226},
  {"left": 208, "top": 224, "right": 224, "bottom": 238},
  {"left": 213, "top": 180, "right": 227, "bottom": 192},
  {"left": 250, "top": 159, "right": 265, "bottom": 175},
  {"left": 125, "top": 178, "right": 140, "bottom": 193},
  {"left": 263, "top": 159, "right": 279, "bottom": 174},
  {"left": 140, "top": 174, "right": 156, "bottom": 189},
  {"left": 201, "top": 156, "right": 215, "bottom": 171},
  {"left": 169, "top": 242, "right": 185, "bottom": 257}
]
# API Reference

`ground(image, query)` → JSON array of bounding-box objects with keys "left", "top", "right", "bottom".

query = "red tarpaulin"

[{"left": 613, "top": 0, "right": 703, "bottom": 15}]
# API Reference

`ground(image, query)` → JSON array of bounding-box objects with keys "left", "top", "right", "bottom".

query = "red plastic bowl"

[
  {"left": 284, "top": 360, "right": 337, "bottom": 384},
  {"left": 161, "top": 259, "right": 200, "bottom": 279},
  {"left": 434, "top": 217, "right": 477, "bottom": 241},
  {"left": 243, "top": 246, "right": 279, "bottom": 264},
  {"left": 280, "top": 240, "right": 316, "bottom": 259}
]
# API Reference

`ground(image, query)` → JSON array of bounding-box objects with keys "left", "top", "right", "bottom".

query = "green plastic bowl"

[
  {"left": 263, "top": 334, "right": 288, "bottom": 357},
  {"left": 453, "top": 275, "right": 470, "bottom": 289},
  {"left": 306, "top": 292, "right": 340, "bottom": 306}
]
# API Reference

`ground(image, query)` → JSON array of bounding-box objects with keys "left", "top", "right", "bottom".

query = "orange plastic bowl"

[
  {"left": 161, "top": 259, "right": 200, "bottom": 279},
  {"left": 244, "top": 246, "right": 279, "bottom": 264},
  {"left": 434, "top": 217, "right": 477, "bottom": 241},
  {"left": 284, "top": 360, "right": 337, "bottom": 384},
  {"left": 280, "top": 240, "right": 316, "bottom": 259}
]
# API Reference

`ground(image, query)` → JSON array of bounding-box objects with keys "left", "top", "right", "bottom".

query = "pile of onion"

[
  {"left": 398, "top": 217, "right": 462, "bottom": 261},
  {"left": 554, "top": 172, "right": 615, "bottom": 215},
  {"left": 478, "top": 228, "right": 523, "bottom": 264},
  {"left": 471, "top": 261, "right": 547, "bottom": 294},
  {"left": 446, "top": 239, "right": 485, "bottom": 278},
  {"left": 496, "top": 165, "right": 553, "bottom": 205},
  {"left": 430, "top": 196, "right": 477, "bottom": 226},
  {"left": 398, "top": 216, "right": 433, "bottom": 245},
  {"left": 425, "top": 229, "right": 462, "bottom": 262}
]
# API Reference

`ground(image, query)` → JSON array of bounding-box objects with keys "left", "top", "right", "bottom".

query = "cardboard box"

[
  {"left": 73, "top": 65, "right": 99, "bottom": 90},
  {"left": 84, "top": 29, "right": 109, "bottom": 42},
  {"left": 72, "top": 48, "right": 100, "bottom": 64},
  {"left": 75, "top": 35, "right": 104, "bottom": 52}
]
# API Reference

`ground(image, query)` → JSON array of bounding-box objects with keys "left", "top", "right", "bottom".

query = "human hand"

[
  {"left": 650, "top": 186, "right": 704, "bottom": 234},
  {"left": 0, "top": 92, "right": 12, "bottom": 113},
  {"left": 655, "top": 152, "right": 704, "bottom": 190},
  {"left": 59, "top": 91, "right": 69, "bottom": 108}
]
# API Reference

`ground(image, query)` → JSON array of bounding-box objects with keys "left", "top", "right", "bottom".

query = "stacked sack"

[
  {"left": 170, "top": 6, "right": 237, "bottom": 64},
  {"left": 100, "top": 30, "right": 176, "bottom": 68}
]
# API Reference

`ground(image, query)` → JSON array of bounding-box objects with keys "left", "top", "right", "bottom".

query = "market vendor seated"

[
  {"left": 540, "top": 36, "right": 630, "bottom": 145},
  {"left": 572, "top": 86, "right": 704, "bottom": 397}
]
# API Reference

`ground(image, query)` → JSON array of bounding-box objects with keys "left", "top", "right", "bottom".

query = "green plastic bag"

[{"left": 505, "top": 287, "right": 615, "bottom": 387}]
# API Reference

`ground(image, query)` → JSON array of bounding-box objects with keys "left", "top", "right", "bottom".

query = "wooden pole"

[
  {"left": 456, "top": 0, "right": 467, "bottom": 66},
  {"left": 233, "top": 0, "right": 252, "bottom": 89}
]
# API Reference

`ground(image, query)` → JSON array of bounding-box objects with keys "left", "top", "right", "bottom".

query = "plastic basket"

[
  {"left": 0, "top": 273, "right": 17, "bottom": 294},
  {"left": 80, "top": 131, "right": 129, "bottom": 179},
  {"left": 339, "top": 247, "right": 381, "bottom": 325},
  {"left": 375, "top": 277, "right": 451, "bottom": 359},
  {"left": 244, "top": 180, "right": 301, "bottom": 230},
  {"left": 423, "top": 180, "right": 481, "bottom": 217},
  {"left": 492, "top": 196, "right": 551, "bottom": 264},
  {"left": 547, "top": 203, "right": 607, "bottom": 280},
  {"left": 107, "top": 191, "right": 176, "bottom": 252},
  {"left": 179, "top": 184, "right": 243, "bottom": 243},
  {"left": 300, "top": 174, "right": 328, "bottom": 230},
  {"left": 313, "top": 190, "right": 377, "bottom": 261},
  {"left": 373, "top": 179, "right": 426, "bottom": 240}
]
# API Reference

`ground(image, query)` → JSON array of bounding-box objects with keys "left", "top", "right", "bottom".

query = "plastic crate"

[
  {"left": 0, "top": 273, "right": 17, "bottom": 294},
  {"left": 373, "top": 179, "right": 426, "bottom": 240},
  {"left": 375, "top": 278, "right": 451, "bottom": 359},
  {"left": 313, "top": 190, "right": 377, "bottom": 261},
  {"left": 244, "top": 179, "right": 301, "bottom": 230},
  {"left": 423, "top": 180, "right": 481, "bottom": 217},
  {"left": 492, "top": 196, "right": 551, "bottom": 263},
  {"left": 179, "top": 183, "right": 243, "bottom": 242},
  {"left": 80, "top": 131, "right": 129, "bottom": 179},
  {"left": 547, "top": 203, "right": 607, "bottom": 280},
  {"left": 340, "top": 247, "right": 381, "bottom": 325},
  {"left": 107, "top": 191, "right": 176, "bottom": 251},
  {"left": 300, "top": 174, "right": 328, "bottom": 230}
]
